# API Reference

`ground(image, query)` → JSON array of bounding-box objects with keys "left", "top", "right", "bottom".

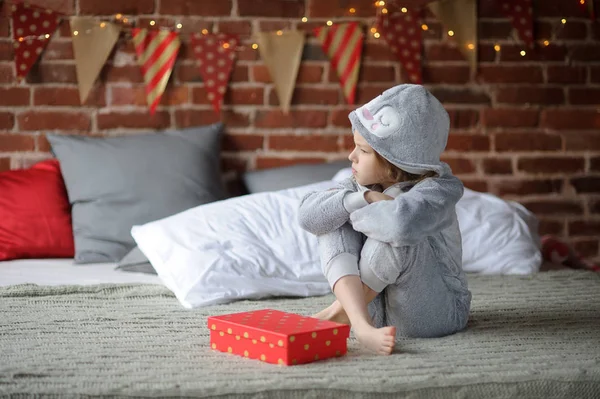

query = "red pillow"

[{"left": 0, "top": 159, "right": 74, "bottom": 260}]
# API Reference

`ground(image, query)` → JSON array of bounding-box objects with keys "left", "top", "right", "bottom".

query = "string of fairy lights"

[{"left": 4, "top": 0, "right": 588, "bottom": 57}]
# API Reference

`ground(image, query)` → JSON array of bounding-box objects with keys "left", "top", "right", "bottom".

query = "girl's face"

[{"left": 348, "top": 130, "right": 388, "bottom": 186}]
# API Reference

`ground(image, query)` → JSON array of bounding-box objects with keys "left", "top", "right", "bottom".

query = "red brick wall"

[{"left": 0, "top": 0, "right": 599, "bottom": 259}]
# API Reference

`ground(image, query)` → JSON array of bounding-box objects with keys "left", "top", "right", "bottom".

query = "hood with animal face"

[{"left": 348, "top": 84, "right": 450, "bottom": 176}]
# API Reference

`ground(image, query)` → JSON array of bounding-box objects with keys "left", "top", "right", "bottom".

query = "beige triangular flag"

[
  {"left": 428, "top": 0, "right": 477, "bottom": 77},
  {"left": 255, "top": 30, "right": 305, "bottom": 113},
  {"left": 70, "top": 17, "right": 120, "bottom": 103}
]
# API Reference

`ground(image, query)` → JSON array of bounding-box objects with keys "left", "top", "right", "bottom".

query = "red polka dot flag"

[
  {"left": 11, "top": 2, "right": 62, "bottom": 81},
  {"left": 377, "top": 8, "right": 423, "bottom": 84},
  {"left": 132, "top": 29, "right": 181, "bottom": 114},
  {"left": 190, "top": 33, "right": 239, "bottom": 115},
  {"left": 314, "top": 22, "right": 363, "bottom": 105},
  {"left": 498, "top": 0, "right": 534, "bottom": 48}
]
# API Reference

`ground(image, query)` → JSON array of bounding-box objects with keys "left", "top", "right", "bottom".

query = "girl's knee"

[
  {"left": 358, "top": 239, "right": 410, "bottom": 291},
  {"left": 318, "top": 226, "right": 363, "bottom": 262}
]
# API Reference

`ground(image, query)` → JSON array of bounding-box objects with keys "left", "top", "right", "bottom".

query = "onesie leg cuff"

[
  {"left": 358, "top": 258, "right": 388, "bottom": 293},
  {"left": 325, "top": 252, "right": 359, "bottom": 290}
]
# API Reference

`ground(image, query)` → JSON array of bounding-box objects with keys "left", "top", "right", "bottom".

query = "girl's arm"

[
  {"left": 349, "top": 174, "right": 464, "bottom": 246},
  {"left": 298, "top": 177, "right": 364, "bottom": 236}
]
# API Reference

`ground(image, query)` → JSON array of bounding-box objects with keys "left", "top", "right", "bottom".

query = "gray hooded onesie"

[{"left": 298, "top": 84, "right": 471, "bottom": 338}]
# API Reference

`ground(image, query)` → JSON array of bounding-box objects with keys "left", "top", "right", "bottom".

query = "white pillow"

[
  {"left": 456, "top": 189, "right": 541, "bottom": 274},
  {"left": 133, "top": 173, "right": 541, "bottom": 308},
  {"left": 131, "top": 181, "right": 335, "bottom": 308}
]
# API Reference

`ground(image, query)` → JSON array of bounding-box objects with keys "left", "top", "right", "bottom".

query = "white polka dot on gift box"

[{"left": 190, "top": 33, "right": 239, "bottom": 114}]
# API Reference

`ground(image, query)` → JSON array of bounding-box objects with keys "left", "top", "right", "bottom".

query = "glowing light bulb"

[
  {"left": 301, "top": 17, "right": 308, "bottom": 22},
  {"left": 421, "top": 24, "right": 428, "bottom": 31},
  {"left": 448, "top": 30, "right": 454, "bottom": 36},
  {"left": 467, "top": 43, "right": 475, "bottom": 50},
  {"left": 202, "top": 29, "right": 208, "bottom": 35},
  {"left": 349, "top": 8, "right": 356, "bottom": 14},
  {"left": 252, "top": 43, "right": 259, "bottom": 50},
  {"left": 401, "top": 7, "right": 408, "bottom": 13},
  {"left": 543, "top": 40, "right": 550, "bottom": 46},
  {"left": 561, "top": 18, "right": 567, "bottom": 24},
  {"left": 382, "top": 8, "right": 388, "bottom": 13},
  {"left": 100, "top": 22, "right": 106, "bottom": 28},
  {"left": 115, "top": 13, "right": 122, "bottom": 20},
  {"left": 44, "top": 34, "right": 50, "bottom": 39},
  {"left": 176, "top": 23, "right": 183, "bottom": 29},
  {"left": 374, "top": 32, "right": 380, "bottom": 38},
  {"left": 494, "top": 44, "right": 501, "bottom": 51},
  {"left": 370, "top": 27, "right": 377, "bottom": 33},
  {"left": 73, "top": 30, "right": 79, "bottom": 35},
  {"left": 520, "top": 50, "right": 526, "bottom": 56},
  {"left": 327, "top": 20, "right": 333, "bottom": 26},
  {"left": 223, "top": 43, "right": 230, "bottom": 49},
  {"left": 150, "top": 20, "right": 156, "bottom": 26}
]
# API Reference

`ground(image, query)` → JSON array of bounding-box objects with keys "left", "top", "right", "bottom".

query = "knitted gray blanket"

[{"left": 1, "top": 270, "right": 599, "bottom": 398}]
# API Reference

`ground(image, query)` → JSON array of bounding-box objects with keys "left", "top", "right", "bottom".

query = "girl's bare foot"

[
  {"left": 353, "top": 323, "right": 396, "bottom": 355},
  {"left": 313, "top": 300, "right": 351, "bottom": 325}
]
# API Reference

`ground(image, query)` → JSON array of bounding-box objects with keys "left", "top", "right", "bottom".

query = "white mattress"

[{"left": 0, "top": 258, "right": 163, "bottom": 286}]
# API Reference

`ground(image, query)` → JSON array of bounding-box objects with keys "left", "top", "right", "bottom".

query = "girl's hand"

[{"left": 365, "top": 191, "right": 394, "bottom": 203}]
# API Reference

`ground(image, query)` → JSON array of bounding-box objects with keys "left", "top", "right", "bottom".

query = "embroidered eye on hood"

[{"left": 349, "top": 84, "right": 450, "bottom": 176}]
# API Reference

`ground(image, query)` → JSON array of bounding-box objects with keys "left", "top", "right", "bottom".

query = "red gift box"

[{"left": 208, "top": 309, "right": 351, "bottom": 365}]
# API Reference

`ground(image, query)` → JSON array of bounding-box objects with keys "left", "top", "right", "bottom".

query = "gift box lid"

[{"left": 208, "top": 309, "right": 350, "bottom": 348}]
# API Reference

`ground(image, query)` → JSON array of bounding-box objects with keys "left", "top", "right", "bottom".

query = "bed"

[
  {"left": 2, "top": 142, "right": 599, "bottom": 397},
  {"left": 1, "top": 261, "right": 599, "bottom": 398}
]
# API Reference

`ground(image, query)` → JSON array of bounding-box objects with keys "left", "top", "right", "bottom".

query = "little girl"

[{"left": 298, "top": 84, "right": 472, "bottom": 355}]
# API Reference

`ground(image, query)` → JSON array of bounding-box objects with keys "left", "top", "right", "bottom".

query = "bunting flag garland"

[
  {"left": 11, "top": 2, "right": 62, "bottom": 81},
  {"left": 377, "top": 7, "right": 423, "bottom": 84},
  {"left": 8, "top": 0, "right": 588, "bottom": 111},
  {"left": 132, "top": 28, "right": 181, "bottom": 114},
  {"left": 191, "top": 33, "right": 238, "bottom": 115},
  {"left": 255, "top": 30, "right": 305, "bottom": 113},
  {"left": 497, "top": 0, "right": 534, "bottom": 48},
  {"left": 314, "top": 22, "right": 363, "bottom": 104},
  {"left": 70, "top": 17, "right": 121, "bottom": 103},
  {"left": 428, "top": 0, "right": 478, "bottom": 77}
]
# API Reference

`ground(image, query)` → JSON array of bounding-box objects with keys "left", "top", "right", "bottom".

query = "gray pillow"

[
  {"left": 48, "top": 124, "right": 225, "bottom": 264},
  {"left": 242, "top": 160, "right": 350, "bottom": 194}
]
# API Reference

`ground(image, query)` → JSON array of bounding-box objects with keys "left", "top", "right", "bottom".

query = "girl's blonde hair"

[{"left": 374, "top": 152, "right": 437, "bottom": 184}]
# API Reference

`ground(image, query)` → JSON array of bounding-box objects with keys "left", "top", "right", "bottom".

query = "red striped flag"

[
  {"left": 132, "top": 29, "right": 181, "bottom": 114},
  {"left": 314, "top": 22, "right": 363, "bottom": 104}
]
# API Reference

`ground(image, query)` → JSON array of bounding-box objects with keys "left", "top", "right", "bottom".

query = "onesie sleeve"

[
  {"left": 348, "top": 174, "right": 464, "bottom": 246},
  {"left": 298, "top": 177, "right": 361, "bottom": 236},
  {"left": 342, "top": 191, "right": 369, "bottom": 213}
]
